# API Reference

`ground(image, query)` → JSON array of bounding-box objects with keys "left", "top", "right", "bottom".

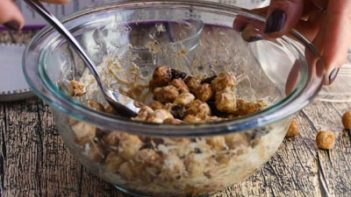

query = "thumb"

[{"left": 264, "top": 0, "right": 304, "bottom": 37}]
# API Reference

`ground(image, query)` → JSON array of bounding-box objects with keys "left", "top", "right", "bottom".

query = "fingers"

[
  {"left": 0, "top": 0, "right": 25, "bottom": 30},
  {"left": 0, "top": 0, "right": 69, "bottom": 30},
  {"left": 264, "top": 0, "right": 304, "bottom": 37},
  {"left": 317, "top": 0, "right": 351, "bottom": 85}
]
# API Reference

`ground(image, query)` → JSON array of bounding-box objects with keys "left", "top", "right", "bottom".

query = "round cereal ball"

[
  {"left": 286, "top": 119, "right": 300, "bottom": 138},
  {"left": 342, "top": 111, "right": 351, "bottom": 129},
  {"left": 316, "top": 131, "right": 336, "bottom": 150}
]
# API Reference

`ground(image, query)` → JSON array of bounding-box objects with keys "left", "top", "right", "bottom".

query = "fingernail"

[
  {"left": 327, "top": 68, "right": 340, "bottom": 85},
  {"left": 264, "top": 9, "right": 287, "bottom": 34},
  {"left": 3, "top": 20, "right": 20, "bottom": 31}
]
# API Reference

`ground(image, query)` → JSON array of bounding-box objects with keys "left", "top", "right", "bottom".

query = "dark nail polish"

[
  {"left": 264, "top": 9, "right": 287, "bottom": 34},
  {"left": 3, "top": 20, "right": 20, "bottom": 31},
  {"left": 328, "top": 68, "right": 340, "bottom": 85}
]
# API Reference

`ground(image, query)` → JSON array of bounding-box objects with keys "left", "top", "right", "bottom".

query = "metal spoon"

[{"left": 24, "top": 0, "right": 139, "bottom": 118}]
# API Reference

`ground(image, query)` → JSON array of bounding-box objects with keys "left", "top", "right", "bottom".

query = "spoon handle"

[{"left": 24, "top": 0, "right": 104, "bottom": 89}]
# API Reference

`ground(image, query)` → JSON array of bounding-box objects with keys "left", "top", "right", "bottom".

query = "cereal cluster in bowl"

[{"left": 133, "top": 66, "right": 267, "bottom": 124}]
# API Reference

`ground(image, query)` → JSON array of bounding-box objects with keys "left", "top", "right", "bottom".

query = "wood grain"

[
  {"left": 0, "top": 31, "right": 351, "bottom": 197},
  {"left": 1, "top": 99, "right": 351, "bottom": 196}
]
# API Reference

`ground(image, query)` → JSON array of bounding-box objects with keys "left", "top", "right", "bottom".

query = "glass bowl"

[{"left": 23, "top": 1, "right": 323, "bottom": 196}]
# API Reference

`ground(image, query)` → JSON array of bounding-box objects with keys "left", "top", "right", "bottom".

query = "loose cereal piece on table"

[
  {"left": 286, "top": 119, "right": 300, "bottom": 138},
  {"left": 69, "top": 80, "right": 86, "bottom": 96},
  {"left": 215, "top": 88, "right": 237, "bottom": 113},
  {"left": 71, "top": 121, "right": 96, "bottom": 145},
  {"left": 316, "top": 131, "right": 336, "bottom": 150},
  {"left": 174, "top": 92, "right": 195, "bottom": 106},
  {"left": 153, "top": 85, "right": 179, "bottom": 103},
  {"left": 342, "top": 111, "right": 351, "bottom": 129},
  {"left": 211, "top": 72, "right": 236, "bottom": 92},
  {"left": 195, "top": 83, "right": 214, "bottom": 102}
]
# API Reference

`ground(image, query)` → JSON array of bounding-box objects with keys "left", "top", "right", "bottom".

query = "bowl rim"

[{"left": 23, "top": 0, "right": 324, "bottom": 137}]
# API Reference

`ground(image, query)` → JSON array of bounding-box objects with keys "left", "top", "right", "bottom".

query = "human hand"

[
  {"left": 0, "top": 0, "right": 68, "bottom": 30},
  {"left": 236, "top": 0, "right": 351, "bottom": 85}
]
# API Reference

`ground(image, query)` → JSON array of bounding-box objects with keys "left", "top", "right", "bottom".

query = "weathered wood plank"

[
  {"left": 301, "top": 101, "right": 351, "bottom": 197},
  {"left": 1, "top": 99, "right": 42, "bottom": 196},
  {"left": 0, "top": 105, "right": 5, "bottom": 196},
  {"left": 37, "top": 101, "right": 82, "bottom": 196}
]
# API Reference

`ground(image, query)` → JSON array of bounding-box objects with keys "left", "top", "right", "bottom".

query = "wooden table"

[{"left": 0, "top": 31, "right": 350, "bottom": 197}]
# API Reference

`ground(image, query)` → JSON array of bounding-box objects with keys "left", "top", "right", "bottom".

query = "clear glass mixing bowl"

[{"left": 23, "top": 1, "right": 323, "bottom": 196}]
